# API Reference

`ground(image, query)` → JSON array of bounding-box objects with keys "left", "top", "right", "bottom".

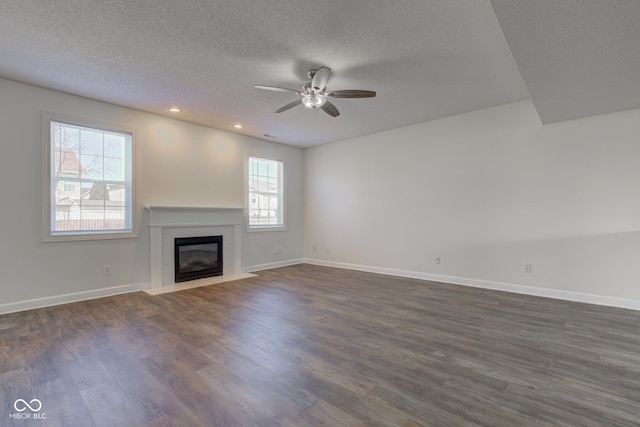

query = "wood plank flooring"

[{"left": 2, "top": 264, "right": 640, "bottom": 426}]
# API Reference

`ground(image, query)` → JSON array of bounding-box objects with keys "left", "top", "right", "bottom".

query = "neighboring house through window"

[
  {"left": 248, "top": 156, "right": 284, "bottom": 229},
  {"left": 44, "top": 114, "right": 136, "bottom": 241}
]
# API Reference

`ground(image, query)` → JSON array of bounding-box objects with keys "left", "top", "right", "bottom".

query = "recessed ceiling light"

[
  {"left": 233, "top": 123, "right": 243, "bottom": 129},
  {"left": 169, "top": 107, "right": 181, "bottom": 113}
]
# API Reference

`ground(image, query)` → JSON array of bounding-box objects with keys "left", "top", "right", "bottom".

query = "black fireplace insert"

[{"left": 174, "top": 235, "right": 223, "bottom": 283}]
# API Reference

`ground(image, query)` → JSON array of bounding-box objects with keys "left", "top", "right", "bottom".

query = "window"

[
  {"left": 44, "top": 114, "right": 136, "bottom": 241},
  {"left": 248, "top": 156, "right": 284, "bottom": 229}
]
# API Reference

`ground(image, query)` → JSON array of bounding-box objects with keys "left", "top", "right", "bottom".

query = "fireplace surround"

[{"left": 145, "top": 206, "right": 245, "bottom": 290}]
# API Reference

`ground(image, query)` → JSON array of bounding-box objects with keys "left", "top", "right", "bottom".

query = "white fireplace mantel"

[
  {"left": 146, "top": 205, "right": 245, "bottom": 227},
  {"left": 145, "top": 206, "right": 246, "bottom": 291}
]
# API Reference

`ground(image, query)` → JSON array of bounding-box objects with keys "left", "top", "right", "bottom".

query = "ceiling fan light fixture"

[
  {"left": 302, "top": 93, "right": 326, "bottom": 108},
  {"left": 254, "top": 66, "right": 374, "bottom": 117}
]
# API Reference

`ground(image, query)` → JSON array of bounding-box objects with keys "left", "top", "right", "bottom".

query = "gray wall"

[
  {"left": 304, "top": 100, "right": 640, "bottom": 307},
  {"left": 0, "top": 78, "right": 304, "bottom": 311}
]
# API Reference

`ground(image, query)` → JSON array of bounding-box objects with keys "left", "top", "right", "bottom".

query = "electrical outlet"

[
  {"left": 273, "top": 247, "right": 283, "bottom": 255},
  {"left": 103, "top": 265, "right": 111, "bottom": 276},
  {"left": 523, "top": 263, "right": 533, "bottom": 273},
  {"left": 435, "top": 256, "right": 441, "bottom": 265}
]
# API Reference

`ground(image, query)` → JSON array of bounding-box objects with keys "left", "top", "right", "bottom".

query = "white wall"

[
  {"left": 0, "top": 78, "right": 303, "bottom": 311},
  {"left": 304, "top": 100, "right": 640, "bottom": 307},
  {"left": 3, "top": 77, "right": 639, "bottom": 312}
]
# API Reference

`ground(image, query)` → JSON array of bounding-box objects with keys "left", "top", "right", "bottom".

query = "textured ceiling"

[{"left": 0, "top": 1, "right": 637, "bottom": 147}]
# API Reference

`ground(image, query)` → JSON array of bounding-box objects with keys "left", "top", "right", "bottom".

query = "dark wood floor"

[{"left": 2, "top": 264, "right": 640, "bottom": 426}]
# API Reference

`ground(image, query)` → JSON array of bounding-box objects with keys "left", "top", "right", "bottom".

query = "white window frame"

[
  {"left": 42, "top": 112, "right": 138, "bottom": 242},
  {"left": 247, "top": 154, "right": 286, "bottom": 231}
]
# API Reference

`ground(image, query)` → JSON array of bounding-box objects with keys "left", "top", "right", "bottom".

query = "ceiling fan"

[{"left": 254, "top": 66, "right": 376, "bottom": 117}]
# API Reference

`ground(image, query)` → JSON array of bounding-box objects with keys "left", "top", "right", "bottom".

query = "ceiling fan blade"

[
  {"left": 274, "top": 99, "right": 302, "bottom": 113},
  {"left": 321, "top": 101, "right": 340, "bottom": 117},
  {"left": 254, "top": 85, "right": 300, "bottom": 94},
  {"left": 311, "top": 66, "right": 331, "bottom": 91},
  {"left": 327, "top": 90, "right": 376, "bottom": 98}
]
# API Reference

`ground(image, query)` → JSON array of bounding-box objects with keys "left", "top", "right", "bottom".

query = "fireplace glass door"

[{"left": 174, "top": 235, "right": 223, "bottom": 283}]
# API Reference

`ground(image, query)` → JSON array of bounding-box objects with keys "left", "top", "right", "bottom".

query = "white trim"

[
  {"left": 246, "top": 153, "right": 286, "bottom": 232},
  {"left": 7, "top": 260, "right": 636, "bottom": 314},
  {"left": 303, "top": 258, "right": 640, "bottom": 311},
  {"left": 144, "top": 205, "right": 244, "bottom": 212},
  {"left": 0, "top": 282, "right": 149, "bottom": 315},
  {"left": 144, "top": 205, "right": 244, "bottom": 227},
  {"left": 148, "top": 222, "right": 242, "bottom": 228},
  {"left": 246, "top": 225, "right": 287, "bottom": 233},
  {"left": 144, "top": 273, "right": 257, "bottom": 295},
  {"left": 144, "top": 206, "right": 245, "bottom": 288},
  {"left": 244, "top": 258, "right": 305, "bottom": 273},
  {"left": 41, "top": 111, "right": 139, "bottom": 242}
]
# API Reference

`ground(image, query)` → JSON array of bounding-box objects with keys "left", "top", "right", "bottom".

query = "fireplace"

[{"left": 174, "top": 235, "right": 223, "bottom": 283}]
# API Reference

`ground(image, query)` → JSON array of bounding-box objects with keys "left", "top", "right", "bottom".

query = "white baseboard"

[
  {"left": 303, "top": 258, "right": 640, "bottom": 311},
  {"left": 0, "top": 259, "right": 306, "bottom": 314},
  {"left": 6, "top": 258, "right": 637, "bottom": 315},
  {"left": 0, "top": 282, "right": 149, "bottom": 315},
  {"left": 243, "top": 258, "right": 304, "bottom": 273}
]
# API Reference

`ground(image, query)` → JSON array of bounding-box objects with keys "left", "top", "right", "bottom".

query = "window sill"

[
  {"left": 43, "top": 230, "right": 138, "bottom": 243},
  {"left": 247, "top": 225, "right": 287, "bottom": 233}
]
